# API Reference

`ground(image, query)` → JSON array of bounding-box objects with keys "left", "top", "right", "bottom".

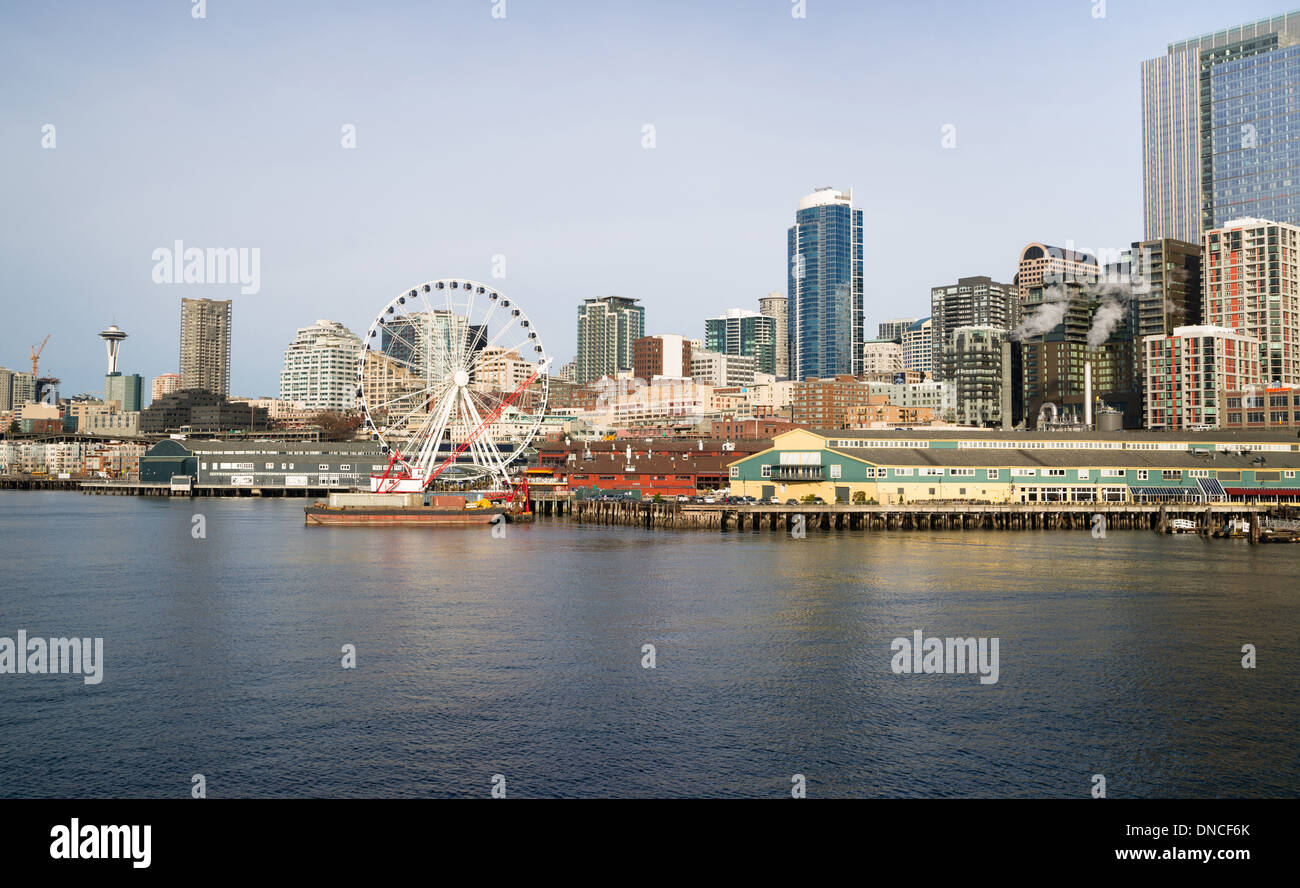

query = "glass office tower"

[
  {"left": 705, "top": 309, "right": 777, "bottom": 376},
  {"left": 787, "top": 187, "right": 863, "bottom": 381},
  {"left": 1141, "top": 11, "right": 1300, "bottom": 241},
  {"left": 1206, "top": 41, "right": 1300, "bottom": 229}
]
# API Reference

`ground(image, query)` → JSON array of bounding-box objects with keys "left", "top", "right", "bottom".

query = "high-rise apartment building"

[
  {"left": 632, "top": 334, "right": 691, "bottom": 381},
  {"left": 1144, "top": 325, "right": 1261, "bottom": 430},
  {"left": 862, "top": 339, "right": 904, "bottom": 375},
  {"left": 6, "top": 370, "right": 37, "bottom": 409},
  {"left": 279, "top": 319, "right": 363, "bottom": 411},
  {"left": 705, "top": 309, "right": 777, "bottom": 376},
  {"left": 690, "top": 350, "right": 756, "bottom": 388},
  {"left": 1142, "top": 11, "right": 1300, "bottom": 241},
  {"left": 1203, "top": 217, "right": 1300, "bottom": 384},
  {"left": 877, "top": 318, "right": 918, "bottom": 344},
  {"left": 0, "top": 368, "right": 14, "bottom": 413},
  {"left": 950, "top": 326, "right": 1012, "bottom": 428},
  {"left": 151, "top": 374, "right": 181, "bottom": 402},
  {"left": 787, "top": 187, "right": 863, "bottom": 380},
  {"left": 902, "top": 317, "right": 933, "bottom": 376},
  {"left": 930, "top": 276, "right": 1019, "bottom": 380},
  {"left": 179, "top": 297, "right": 232, "bottom": 396},
  {"left": 575, "top": 296, "right": 645, "bottom": 384},
  {"left": 758, "top": 293, "right": 789, "bottom": 378}
]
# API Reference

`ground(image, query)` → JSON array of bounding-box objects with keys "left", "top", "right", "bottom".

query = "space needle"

[{"left": 99, "top": 324, "right": 127, "bottom": 374}]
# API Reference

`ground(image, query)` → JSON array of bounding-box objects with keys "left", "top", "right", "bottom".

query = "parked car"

[
  {"left": 785, "top": 499, "right": 799, "bottom": 505},
  {"left": 769, "top": 496, "right": 781, "bottom": 504}
]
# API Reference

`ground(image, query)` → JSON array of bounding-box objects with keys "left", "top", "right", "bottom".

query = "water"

[{"left": 1, "top": 491, "right": 1296, "bottom": 798}]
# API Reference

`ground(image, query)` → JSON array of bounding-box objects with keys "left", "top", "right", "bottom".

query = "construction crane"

[{"left": 30, "top": 335, "right": 49, "bottom": 376}]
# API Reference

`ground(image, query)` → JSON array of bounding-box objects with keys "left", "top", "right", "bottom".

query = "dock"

[{"left": 572, "top": 500, "right": 1269, "bottom": 533}]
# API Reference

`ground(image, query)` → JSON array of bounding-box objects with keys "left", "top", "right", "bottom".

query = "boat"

[
  {"left": 305, "top": 492, "right": 508, "bottom": 526},
  {"left": 1212, "top": 518, "right": 1252, "bottom": 539},
  {"left": 1166, "top": 518, "right": 1198, "bottom": 534}
]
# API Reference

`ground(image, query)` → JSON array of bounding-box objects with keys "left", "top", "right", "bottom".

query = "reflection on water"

[{"left": 0, "top": 492, "right": 1295, "bottom": 798}]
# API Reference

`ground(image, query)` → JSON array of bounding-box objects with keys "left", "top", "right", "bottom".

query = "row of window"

[{"left": 748, "top": 463, "right": 1297, "bottom": 481}]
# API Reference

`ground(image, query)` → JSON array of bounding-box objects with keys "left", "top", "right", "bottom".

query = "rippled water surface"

[{"left": 1, "top": 491, "right": 1295, "bottom": 798}]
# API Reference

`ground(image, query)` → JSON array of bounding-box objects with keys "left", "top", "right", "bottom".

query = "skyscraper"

[
  {"left": 1142, "top": 11, "right": 1300, "bottom": 241},
  {"left": 705, "top": 309, "right": 777, "bottom": 376},
  {"left": 758, "top": 293, "right": 789, "bottom": 378},
  {"left": 930, "top": 276, "right": 1019, "bottom": 381},
  {"left": 575, "top": 296, "right": 644, "bottom": 384},
  {"left": 902, "top": 317, "right": 933, "bottom": 376},
  {"left": 787, "top": 187, "right": 863, "bottom": 380},
  {"left": 1203, "top": 217, "right": 1300, "bottom": 385},
  {"left": 280, "top": 319, "right": 363, "bottom": 411},
  {"left": 179, "top": 297, "right": 232, "bottom": 396}
]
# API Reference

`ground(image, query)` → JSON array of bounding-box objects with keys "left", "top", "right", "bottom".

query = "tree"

[
  {"left": 312, "top": 411, "right": 362, "bottom": 441},
  {"left": 852, "top": 490, "right": 867, "bottom": 504}
]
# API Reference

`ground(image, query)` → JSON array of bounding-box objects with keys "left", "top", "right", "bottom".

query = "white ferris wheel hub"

[{"left": 453, "top": 369, "right": 470, "bottom": 388}]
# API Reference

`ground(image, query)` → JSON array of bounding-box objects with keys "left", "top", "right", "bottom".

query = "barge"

[{"left": 305, "top": 492, "right": 507, "bottom": 526}]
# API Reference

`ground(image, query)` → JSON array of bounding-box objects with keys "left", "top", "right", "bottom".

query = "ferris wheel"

[{"left": 357, "top": 279, "right": 550, "bottom": 493}]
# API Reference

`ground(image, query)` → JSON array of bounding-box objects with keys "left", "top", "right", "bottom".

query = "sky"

[{"left": 1, "top": 0, "right": 1295, "bottom": 398}]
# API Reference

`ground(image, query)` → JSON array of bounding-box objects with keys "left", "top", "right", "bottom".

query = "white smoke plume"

[
  {"left": 1011, "top": 285, "right": 1069, "bottom": 340},
  {"left": 1085, "top": 281, "right": 1134, "bottom": 347},
  {"left": 1087, "top": 297, "right": 1127, "bottom": 347}
]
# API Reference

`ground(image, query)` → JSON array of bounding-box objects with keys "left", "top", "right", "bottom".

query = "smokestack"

[{"left": 1084, "top": 362, "right": 1093, "bottom": 428}]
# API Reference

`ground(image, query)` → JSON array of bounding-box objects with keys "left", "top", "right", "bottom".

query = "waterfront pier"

[{"left": 572, "top": 500, "right": 1269, "bottom": 533}]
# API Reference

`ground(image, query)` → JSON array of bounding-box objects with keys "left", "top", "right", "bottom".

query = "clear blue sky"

[{"left": 1, "top": 0, "right": 1293, "bottom": 397}]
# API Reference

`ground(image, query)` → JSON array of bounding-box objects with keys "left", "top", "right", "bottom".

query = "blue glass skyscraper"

[
  {"left": 787, "top": 187, "right": 863, "bottom": 381},
  {"left": 1206, "top": 39, "right": 1300, "bottom": 229},
  {"left": 1141, "top": 11, "right": 1300, "bottom": 241}
]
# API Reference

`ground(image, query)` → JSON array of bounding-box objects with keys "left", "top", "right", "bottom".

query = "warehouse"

[{"left": 726, "top": 429, "right": 1300, "bottom": 505}]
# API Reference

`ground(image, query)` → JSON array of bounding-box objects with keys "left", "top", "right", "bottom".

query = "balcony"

[{"left": 770, "top": 465, "right": 825, "bottom": 482}]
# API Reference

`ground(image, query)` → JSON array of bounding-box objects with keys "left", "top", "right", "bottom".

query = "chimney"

[{"left": 1084, "top": 362, "right": 1093, "bottom": 428}]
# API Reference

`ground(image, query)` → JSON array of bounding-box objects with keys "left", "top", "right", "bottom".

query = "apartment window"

[
  {"left": 986, "top": 469, "right": 999, "bottom": 479},
  {"left": 1011, "top": 468, "right": 1034, "bottom": 477},
  {"left": 1162, "top": 470, "right": 1181, "bottom": 480},
  {"left": 920, "top": 467, "right": 942, "bottom": 476},
  {"left": 761, "top": 464, "right": 772, "bottom": 478},
  {"left": 1137, "top": 470, "right": 1148, "bottom": 481},
  {"left": 928, "top": 488, "right": 936, "bottom": 495},
  {"left": 950, "top": 468, "right": 974, "bottom": 477},
  {"left": 318, "top": 464, "right": 329, "bottom": 471},
  {"left": 895, "top": 468, "right": 913, "bottom": 476},
  {"left": 1285, "top": 471, "right": 1296, "bottom": 479},
  {"left": 829, "top": 464, "right": 842, "bottom": 479},
  {"left": 1100, "top": 469, "right": 1124, "bottom": 478},
  {"left": 265, "top": 462, "right": 274, "bottom": 470},
  {"left": 1043, "top": 469, "right": 1066, "bottom": 477},
  {"left": 729, "top": 467, "right": 739, "bottom": 479}
]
